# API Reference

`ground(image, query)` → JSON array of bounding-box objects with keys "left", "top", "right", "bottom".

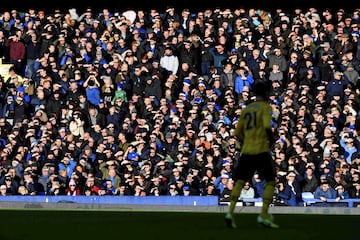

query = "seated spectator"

[
  {"left": 252, "top": 173, "right": 266, "bottom": 198},
  {"left": 349, "top": 180, "right": 360, "bottom": 199},
  {"left": 240, "top": 181, "right": 255, "bottom": 199},
  {"left": 65, "top": 179, "right": 81, "bottom": 196},
  {"left": 335, "top": 185, "right": 349, "bottom": 201},
  {"left": 314, "top": 181, "right": 337, "bottom": 201},
  {"left": 275, "top": 171, "right": 303, "bottom": 206}
]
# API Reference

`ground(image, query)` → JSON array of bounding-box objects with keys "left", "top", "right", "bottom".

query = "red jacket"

[{"left": 5, "top": 39, "right": 26, "bottom": 61}]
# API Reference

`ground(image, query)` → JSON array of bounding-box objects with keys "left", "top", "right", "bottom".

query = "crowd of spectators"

[{"left": 0, "top": 5, "right": 360, "bottom": 206}]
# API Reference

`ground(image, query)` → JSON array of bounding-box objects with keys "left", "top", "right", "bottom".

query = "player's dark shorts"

[{"left": 233, "top": 152, "right": 276, "bottom": 182}]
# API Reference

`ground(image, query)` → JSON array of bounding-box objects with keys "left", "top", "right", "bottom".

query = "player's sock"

[
  {"left": 228, "top": 180, "right": 245, "bottom": 214},
  {"left": 261, "top": 181, "right": 275, "bottom": 218}
]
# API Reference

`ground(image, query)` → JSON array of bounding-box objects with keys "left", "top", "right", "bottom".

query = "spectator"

[
  {"left": 314, "top": 181, "right": 337, "bottom": 201},
  {"left": 301, "top": 166, "right": 319, "bottom": 194},
  {"left": 275, "top": 171, "right": 303, "bottom": 206},
  {"left": 335, "top": 185, "right": 350, "bottom": 201},
  {"left": 209, "top": 43, "right": 228, "bottom": 71},
  {"left": 240, "top": 181, "right": 255, "bottom": 199},
  {"left": 0, "top": 184, "right": 9, "bottom": 196},
  {"left": 159, "top": 46, "right": 179, "bottom": 75},
  {"left": 5, "top": 33, "right": 26, "bottom": 75},
  {"left": 65, "top": 179, "right": 81, "bottom": 196},
  {"left": 214, "top": 171, "right": 230, "bottom": 195}
]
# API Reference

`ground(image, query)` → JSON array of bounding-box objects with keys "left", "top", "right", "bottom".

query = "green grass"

[{"left": 0, "top": 210, "right": 358, "bottom": 240}]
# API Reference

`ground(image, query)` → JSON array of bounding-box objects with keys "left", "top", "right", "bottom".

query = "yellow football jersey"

[{"left": 234, "top": 100, "right": 272, "bottom": 154}]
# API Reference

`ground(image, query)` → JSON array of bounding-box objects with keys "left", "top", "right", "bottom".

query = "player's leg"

[
  {"left": 260, "top": 180, "right": 276, "bottom": 217},
  {"left": 225, "top": 178, "right": 245, "bottom": 228},
  {"left": 225, "top": 154, "right": 254, "bottom": 228},
  {"left": 256, "top": 152, "right": 279, "bottom": 228},
  {"left": 228, "top": 179, "right": 245, "bottom": 214}
]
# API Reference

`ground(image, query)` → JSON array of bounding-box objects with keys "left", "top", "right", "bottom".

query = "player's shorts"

[{"left": 233, "top": 152, "right": 276, "bottom": 182}]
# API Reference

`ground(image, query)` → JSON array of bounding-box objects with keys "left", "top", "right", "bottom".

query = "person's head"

[
  {"left": 321, "top": 181, "right": 331, "bottom": 191},
  {"left": 253, "top": 81, "right": 269, "bottom": 98}
]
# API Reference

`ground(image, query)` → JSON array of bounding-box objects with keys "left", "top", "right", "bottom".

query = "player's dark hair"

[{"left": 253, "top": 81, "right": 270, "bottom": 98}]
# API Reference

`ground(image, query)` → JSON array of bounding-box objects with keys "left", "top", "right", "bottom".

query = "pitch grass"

[{"left": 0, "top": 210, "right": 358, "bottom": 240}]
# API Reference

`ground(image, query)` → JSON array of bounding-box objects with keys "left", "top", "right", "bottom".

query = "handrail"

[{"left": 219, "top": 198, "right": 360, "bottom": 207}]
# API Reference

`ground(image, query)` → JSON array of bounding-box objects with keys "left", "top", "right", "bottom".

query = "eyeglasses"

[{"left": 345, "top": 141, "right": 353, "bottom": 144}]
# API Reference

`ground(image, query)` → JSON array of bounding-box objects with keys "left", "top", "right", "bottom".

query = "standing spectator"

[
  {"left": 58, "top": 155, "right": 77, "bottom": 180},
  {"left": 86, "top": 105, "right": 106, "bottom": 129},
  {"left": 0, "top": 11, "right": 15, "bottom": 38},
  {"left": 143, "top": 75, "right": 162, "bottom": 103},
  {"left": 266, "top": 48, "right": 287, "bottom": 73},
  {"left": 46, "top": 90, "right": 63, "bottom": 118},
  {"left": 5, "top": 33, "right": 26, "bottom": 76},
  {"left": 301, "top": 166, "right": 319, "bottom": 194},
  {"left": 209, "top": 43, "right": 228, "bottom": 71},
  {"left": 130, "top": 65, "right": 146, "bottom": 97},
  {"left": 160, "top": 46, "right": 179, "bottom": 75},
  {"left": 268, "top": 64, "right": 284, "bottom": 86},
  {"left": 343, "top": 63, "right": 359, "bottom": 88},
  {"left": 69, "top": 111, "right": 85, "bottom": 140},
  {"left": 325, "top": 71, "right": 349, "bottom": 101},
  {"left": 83, "top": 73, "right": 101, "bottom": 106},
  {"left": 334, "top": 33, "right": 355, "bottom": 57},
  {"left": 24, "top": 30, "right": 41, "bottom": 78},
  {"left": 220, "top": 62, "right": 236, "bottom": 90},
  {"left": 1, "top": 95, "right": 15, "bottom": 123},
  {"left": 177, "top": 39, "right": 197, "bottom": 68},
  {"left": 5, "top": 31, "right": 26, "bottom": 76},
  {"left": 199, "top": 39, "right": 214, "bottom": 77},
  {"left": 339, "top": 134, "right": 358, "bottom": 164},
  {"left": 13, "top": 96, "right": 28, "bottom": 123}
]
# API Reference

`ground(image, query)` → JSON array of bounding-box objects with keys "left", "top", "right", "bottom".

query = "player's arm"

[{"left": 263, "top": 106, "right": 275, "bottom": 147}]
